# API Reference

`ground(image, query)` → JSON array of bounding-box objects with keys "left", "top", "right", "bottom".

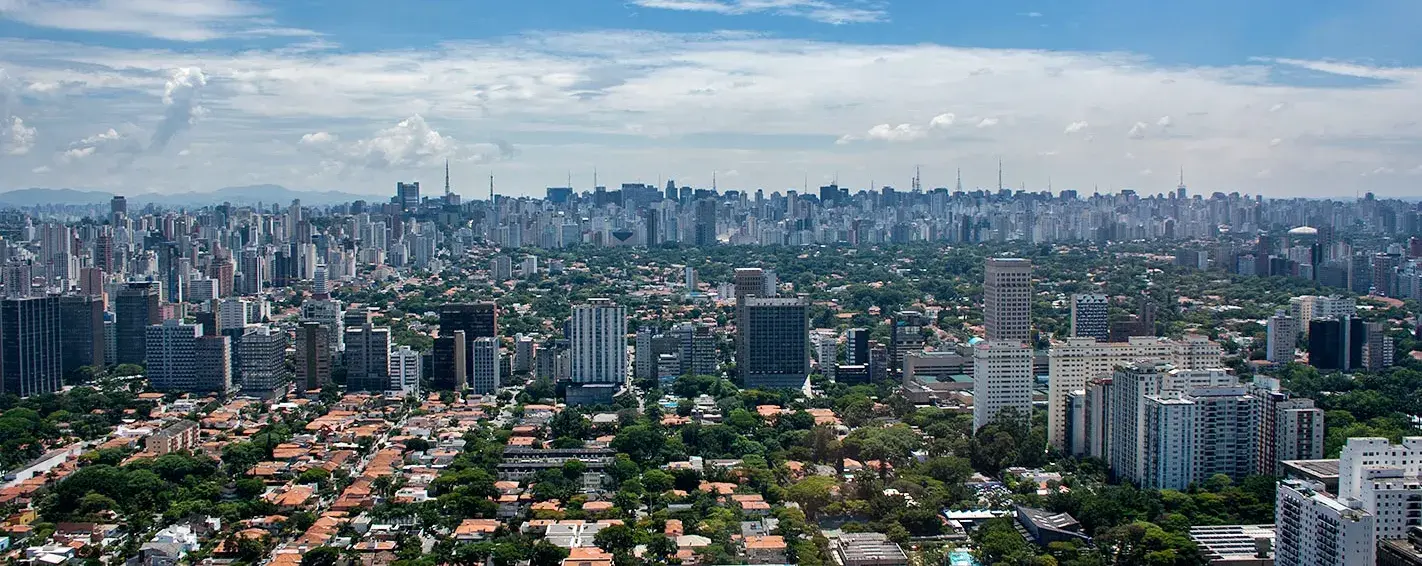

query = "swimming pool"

[{"left": 948, "top": 549, "right": 981, "bottom": 566}]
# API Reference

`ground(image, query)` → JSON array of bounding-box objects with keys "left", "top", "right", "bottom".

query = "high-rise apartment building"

[
  {"left": 1047, "top": 335, "right": 1224, "bottom": 450},
  {"left": 1266, "top": 310, "right": 1300, "bottom": 363},
  {"left": 344, "top": 324, "right": 391, "bottom": 392},
  {"left": 1069, "top": 293, "right": 1109, "bottom": 342},
  {"left": 1275, "top": 479, "right": 1375, "bottom": 566},
  {"left": 984, "top": 258, "right": 1032, "bottom": 341},
  {"left": 469, "top": 336, "right": 500, "bottom": 394},
  {"left": 389, "top": 345, "right": 421, "bottom": 395},
  {"left": 114, "top": 281, "right": 161, "bottom": 366},
  {"left": 1289, "top": 295, "right": 1356, "bottom": 330},
  {"left": 972, "top": 341, "right": 1034, "bottom": 430},
  {"left": 0, "top": 296, "right": 62, "bottom": 397},
  {"left": 295, "top": 321, "right": 332, "bottom": 392},
  {"left": 740, "top": 296, "right": 809, "bottom": 390},
  {"left": 238, "top": 325, "right": 289, "bottom": 398},
  {"left": 570, "top": 298, "right": 626, "bottom": 384},
  {"left": 1338, "top": 438, "right": 1422, "bottom": 541}
]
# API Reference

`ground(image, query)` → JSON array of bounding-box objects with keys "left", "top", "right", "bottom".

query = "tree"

[
  {"left": 594, "top": 524, "right": 637, "bottom": 555},
  {"left": 551, "top": 409, "right": 591, "bottom": 440},
  {"left": 530, "top": 541, "right": 570, "bottom": 566},
  {"left": 611, "top": 424, "right": 665, "bottom": 463},
  {"left": 300, "top": 546, "right": 341, "bottom": 566},
  {"left": 786, "top": 476, "right": 836, "bottom": 519}
]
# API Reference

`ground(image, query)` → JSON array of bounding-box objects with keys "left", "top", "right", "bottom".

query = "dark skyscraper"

[
  {"left": 438, "top": 303, "right": 496, "bottom": 389},
  {"left": 115, "top": 281, "right": 161, "bottom": 366},
  {"left": 0, "top": 296, "right": 63, "bottom": 397},
  {"left": 432, "top": 331, "right": 467, "bottom": 391},
  {"left": 740, "top": 296, "right": 810, "bottom": 390},
  {"left": 694, "top": 198, "right": 716, "bottom": 246},
  {"left": 59, "top": 295, "right": 105, "bottom": 376}
]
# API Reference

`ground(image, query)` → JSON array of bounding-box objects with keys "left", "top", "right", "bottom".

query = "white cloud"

[
  {"left": 3, "top": 116, "right": 34, "bottom": 155},
  {"left": 62, "top": 127, "right": 141, "bottom": 161},
  {"left": 976, "top": 117, "right": 999, "bottom": 128},
  {"left": 300, "top": 132, "right": 338, "bottom": 145},
  {"left": 0, "top": 0, "right": 317, "bottom": 41},
  {"left": 1064, "top": 121, "right": 1088, "bottom": 134},
  {"left": 308, "top": 115, "right": 517, "bottom": 170},
  {"left": 929, "top": 113, "right": 955, "bottom": 128},
  {"left": 1269, "top": 102, "right": 1286, "bottom": 113},
  {"left": 628, "top": 0, "right": 886, "bottom": 24},
  {"left": 1139, "top": 168, "right": 1153, "bottom": 176},
  {"left": 1127, "top": 122, "right": 1149, "bottom": 139},
  {"left": 30, "top": 165, "right": 48, "bottom": 173},
  {"left": 1157, "top": 115, "right": 1172, "bottom": 128},
  {"left": 864, "top": 123, "right": 926, "bottom": 142},
  {"left": 834, "top": 134, "right": 856, "bottom": 145},
  {"left": 1017, "top": 11, "right": 1043, "bottom": 17},
  {"left": 1269, "top": 138, "right": 1282, "bottom": 147},
  {"left": 150, "top": 67, "right": 207, "bottom": 151}
]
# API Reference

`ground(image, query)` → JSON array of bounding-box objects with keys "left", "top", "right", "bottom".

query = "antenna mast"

[{"left": 444, "top": 159, "right": 451, "bottom": 196}]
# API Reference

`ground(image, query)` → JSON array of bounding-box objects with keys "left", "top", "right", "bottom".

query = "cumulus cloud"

[
  {"left": 1127, "top": 122, "right": 1149, "bottom": 139},
  {"left": 1157, "top": 115, "right": 1172, "bottom": 128},
  {"left": 305, "top": 115, "right": 517, "bottom": 170},
  {"left": 1269, "top": 103, "right": 1286, "bottom": 113},
  {"left": 628, "top": 0, "right": 887, "bottom": 24},
  {"left": 976, "top": 117, "right": 999, "bottom": 128},
  {"left": 865, "top": 123, "right": 926, "bottom": 142},
  {"left": 4, "top": 116, "right": 35, "bottom": 155},
  {"left": 63, "top": 128, "right": 142, "bottom": 161},
  {"left": 929, "top": 113, "right": 956, "bottom": 128},
  {"left": 1064, "top": 121, "right": 1088, "bottom": 134},
  {"left": 149, "top": 67, "right": 207, "bottom": 152},
  {"left": 1269, "top": 138, "right": 1282, "bottom": 147}
]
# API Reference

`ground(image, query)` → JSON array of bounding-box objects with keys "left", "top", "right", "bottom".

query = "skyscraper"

[
  {"left": 432, "top": 330, "right": 467, "bottom": 391},
  {"left": 740, "top": 296, "right": 810, "bottom": 390},
  {"left": 846, "top": 328, "right": 870, "bottom": 365},
  {"left": 295, "top": 321, "right": 332, "bottom": 392},
  {"left": 1275, "top": 480, "right": 1375, "bottom": 566},
  {"left": 344, "top": 324, "right": 391, "bottom": 392},
  {"left": 0, "top": 296, "right": 62, "bottom": 397},
  {"left": 1266, "top": 310, "right": 1300, "bottom": 364},
  {"left": 58, "top": 294, "right": 104, "bottom": 376},
  {"left": 396, "top": 181, "right": 420, "bottom": 211},
  {"left": 146, "top": 321, "right": 231, "bottom": 393},
  {"left": 114, "top": 281, "right": 161, "bottom": 366},
  {"left": 469, "top": 336, "right": 500, "bottom": 394},
  {"left": 238, "top": 325, "right": 289, "bottom": 398},
  {"left": 568, "top": 298, "right": 626, "bottom": 403},
  {"left": 389, "top": 345, "right": 421, "bottom": 395},
  {"left": 1069, "top": 293, "right": 1109, "bottom": 342},
  {"left": 890, "top": 311, "right": 925, "bottom": 374},
  {"left": 972, "top": 341, "right": 1033, "bottom": 430},
  {"left": 984, "top": 258, "right": 1032, "bottom": 341}
]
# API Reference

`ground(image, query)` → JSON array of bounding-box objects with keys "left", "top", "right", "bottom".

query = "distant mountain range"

[{"left": 0, "top": 185, "right": 377, "bottom": 208}]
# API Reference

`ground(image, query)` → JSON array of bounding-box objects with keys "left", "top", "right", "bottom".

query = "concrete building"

[
  {"left": 470, "top": 336, "right": 500, "bottom": 395},
  {"left": 1338, "top": 438, "right": 1422, "bottom": 541},
  {"left": 1266, "top": 310, "right": 1301, "bottom": 364},
  {"left": 389, "top": 345, "right": 421, "bottom": 395},
  {"left": 1047, "top": 335, "right": 1224, "bottom": 450},
  {"left": 295, "top": 321, "right": 332, "bottom": 392},
  {"left": 569, "top": 299, "right": 625, "bottom": 403},
  {"left": 1289, "top": 295, "right": 1356, "bottom": 329},
  {"left": 831, "top": 533, "right": 908, "bottom": 566},
  {"left": 740, "top": 296, "right": 810, "bottom": 390},
  {"left": 1142, "top": 392, "right": 1197, "bottom": 490},
  {"left": 238, "top": 325, "right": 289, "bottom": 398},
  {"left": 344, "top": 324, "right": 391, "bottom": 392},
  {"left": 889, "top": 311, "right": 926, "bottom": 374},
  {"left": 147, "top": 420, "right": 199, "bottom": 455},
  {"left": 146, "top": 321, "right": 230, "bottom": 393},
  {"left": 1070, "top": 293, "right": 1109, "bottom": 342},
  {"left": 1275, "top": 479, "right": 1375, "bottom": 566},
  {"left": 432, "top": 331, "right": 467, "bottom": 391},
  {"left": 984, "top": 257, "right": 1032, "bottom": 342},
  {"left": 1188, "top": 524, "right": 1275, "bottom": 566},
  {"left": 57, "top": 294, "right": 104, "bottom": 376},
  {"left": 114, "top": 281, "right": 161, "bottom": 366},
  {"left": 972, "top": 341, "right": 1033, "bottom": 430}
]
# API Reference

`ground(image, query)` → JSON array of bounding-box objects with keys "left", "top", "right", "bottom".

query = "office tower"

[
  {"left": 1046, "top": 336, "right": 1224, "bottom": 450},
  {"left": 490, "top": 255, "right": 513, "bottom": 281},
  {"left": 684, "top": 266, "right": 697, "bottom": 291},
  {"left": 238, "top": 325, "right": 289, "bottom": 398},
  {"left": 1307, "top": 317, "right": 1364, "bottom": 371},
  {"left": 344, "top": 324, "right": 391, "bottom": 392},
  {"left": 240, "top": 247, "right": 264, "bottom": 295},
  {"left": 110, "top": 195, "right": 127, "bottom": 222},
  {"left": 1363, "top": 321, "right": 1395, "bottom": 371},
  {"left": 396, "top": 181, "right": 420, "bottom": 211},
  {"left": 94, "top": 232, "right": 114, "bottom": 273},
  {"left": 1266, "top": 310, "right": 1300, "bottom": 363},
  {"left": 440, "top": 303, "right": 498, "bottom": 339},
  {"left": 734, "top": 267, "right": 772, "bottom": 375},
  {"left": 146, "top": 321, "right": 231, "bottom": 393},
  {"left": 295, "top": 321, "right": 332, "bottom": 392},
  {"left": 0, "top": 296, "right": 62, "bottom": 397},
  {"left": 114, "top": 281, "right": 161, "bottom": 366},
  {"left": 2, "top": 262, "right": 32, "bottom": 298},
  {"left": 389, "top": 345, "right": 421, "bottom": 395},
  {"left": 846, "top": 328, "right": 870, "bottom": 365},
  {"left": 984, "top": 258, "right": 1032, "bottom": 341},
  {"left": 58, "top": 295, "right": 104, "bottom": 376},
  {"left": 740, "top": 296, "right": 810, "bottom": 390},
  {"left": 890, "top": 311, "right": 925, "bottom": 374},
  {"left": 469, "top": 336, "right": 500, "bottom": 394},
  {"left": 1275, "top": 479, "right": 1375, "bottom": 566},
  {"left": 694, "top": 198, "right": 716, "bottom": 246},
  {"left": 1373, "top": 253, "right": 1404, "bottom": 297},
  {"left": 432, "top": 330, "right": 467, "bottom": 391},
  {"left": 972, "top": 341, "right": 1033, "bottom": 430},
  {"left": 1069, "top": 293, "right": 1109, "bottom": 342},
  {"left": 1255, "top": 234, "right": 1272, "bottom": 276},
  {"left": 299, "top": 296, "right": 343, "bottom": 355}
]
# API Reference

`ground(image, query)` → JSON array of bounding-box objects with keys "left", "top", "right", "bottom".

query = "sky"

[{"left": 2, "top": 0, "right": 1422, "bottom": 198}]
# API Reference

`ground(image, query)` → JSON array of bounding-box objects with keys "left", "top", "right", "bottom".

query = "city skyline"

[{"left": 2, "top": 1, "right": 1422, "bottom": 197}]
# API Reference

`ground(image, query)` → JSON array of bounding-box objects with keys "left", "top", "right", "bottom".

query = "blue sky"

[{"left": 1, "top": 0, "right": 1421, "bottom": 197}]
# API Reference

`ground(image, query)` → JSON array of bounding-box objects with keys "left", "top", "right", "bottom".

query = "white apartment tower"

[
  {"left": 570, "top": 298, "right": 627, "bottom": 385},
  {"left": 469, "top": 337, "right": 500, "bottom": 394},
  {"left": 1275, "top": 479, "right": 1376, "bottom": 566},
  {"left": 972, "top": 341, "right": 1033, "bottom": 430}
]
